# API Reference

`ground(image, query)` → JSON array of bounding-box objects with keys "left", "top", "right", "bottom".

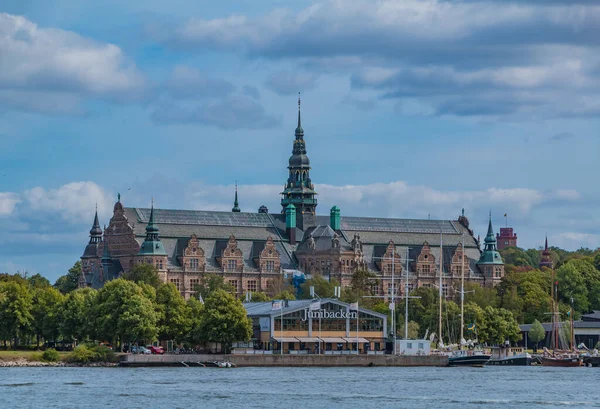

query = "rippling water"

[{"left": 1, "top": 366, "right": 599, "bottom": 408}]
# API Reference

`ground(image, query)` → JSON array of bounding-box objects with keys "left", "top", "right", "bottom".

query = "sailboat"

[
  {"left": 446, "top": 233, "right": 490, "bottom": 367},
  {"left": 541, "top": 279, "right": 582, "bottom": 367}
]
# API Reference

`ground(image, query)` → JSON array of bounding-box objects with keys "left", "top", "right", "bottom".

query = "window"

[
  {"left": 190, "top": 258, "right": 199, "bottom": 270},
  {"left": 418, "top": 343, "right": 424, "bottom": 349},
  {"left": 495, "top": 267, "right": 503, "bottom": 278},
  {"left": 189, "top": 279, "right": 199, "bottom": 293},
  {"left": 247, "top": 280, "right": 257, "bottom": 292},
  {"left": 228, "top": 280, "right": 238, "bottom": 291},
  {"left": 227, "top": 259, "right": 237, "bottom": 271},
  {"left": 157, "top": 259, "right": 164, "bottom": 270},
  {"left": 421, "top": 264, "right": 430, "bottom": 274},
  {"left": 442, "top": 284, "right": 449, "bottom": 297},
  {"left": 265, "top": 260, "right": 275, "bottom": 272},
  {"left": 407, "top": 342, "right": 413, "bottom": 349},
  {"left": 407, "top": 284, "right": 415, "bottom": 294},
  {"left": 169, "top": 278, "right": 181, "bottom": 291}
]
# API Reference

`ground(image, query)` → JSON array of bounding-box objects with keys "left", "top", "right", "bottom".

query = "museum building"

[
  {"left": 79, "top": 98, "right": 504, "bottom": 298},
  {"left": 243, "top": 298, "right": 388, "bottom": 354}
]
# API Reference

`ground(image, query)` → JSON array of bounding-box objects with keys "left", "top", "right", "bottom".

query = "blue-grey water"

[{"left": 1, "top": 366, "right": 599, "bottom": 408}]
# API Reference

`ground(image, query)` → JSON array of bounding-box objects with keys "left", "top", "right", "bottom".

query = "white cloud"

[
  {"left": 0, "top": 13, "right": 146, "bottom": 114},
  {"left": 157, "top": 0, "right": 600, "bottom": 118},
  {"left": 0, "top": 192, "right": 20, "bottom": 216},
  {"left": 21, "top": 181, "right": 112, "bottom": 222},
  {"left": 553, "top": 232, "right": 600, "bottom": 250},
  {"left": 264, "top": 70, "right": 319, "bottom": 96}
]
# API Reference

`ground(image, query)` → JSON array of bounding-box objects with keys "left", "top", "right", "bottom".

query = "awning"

[
  {"left": 296, "top": 337, "right": 320, "bottom": 343},
  {"left": 318, "top": 337, "right": 348, "bottom": 343},
  {"left": 343, "top": 337, "right": 371, "bottom": 343},
  {"left": 271, "top": 337, "right": 300, "bottom": 343}
]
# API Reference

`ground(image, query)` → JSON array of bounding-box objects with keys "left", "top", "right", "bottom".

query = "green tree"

[
  {"left": 156, "top": 283, "right": 191, "bottom": 343},
  {"left": 556, "top": 262, "right": 589, "bottom": 313},
  {"left": 186, "top": 297, "right": 205, "bottom": 345},
  {"left": 28, "top": 274, "right": 51, "bottom": 289},
  {"left": 299, "top": 274, "right": 339, "bottom": 299},
  {"left": 249, "top": 292, "right": 269, "bottom": 302},
  {"left": 273, "top": 290, "right": 296, "bottom": 301},
  {"left": 462, "top": 282, "right": 499, "bottom": 309},
  {"left": 59, "top": 288, "right": 97, "bottom": 343},
  {"left": 31, "top": 286, "right": 64, "bottom": 346},
  {"left": 478, "top": 306, "right": 522, "bottom": 345},
  {"left": 54, "top": 261, "right": 82, "bottom": 294},
  {"left": 0, "top": 281, "right": 34, "bottom": 347},
  {"left": 528, "top": 319, "right": 546, "bottom": 348},
  {"left": 93, "top": 279, "right": 158, "bottom": 347},
  {"left": 194, "top": 273, "right": 233, "bottom": 300},
  {"left": 340, "top": 269, "right": 378, "bottom": 307},
  {"left": 197, "top": 289, "right": 252, "bottom": 352},
  {"left": 398, "top": 320, "right": 420, "bottom": 339},
  {"left": 121, "top": 264, "right": 162, "bottom": 289}
]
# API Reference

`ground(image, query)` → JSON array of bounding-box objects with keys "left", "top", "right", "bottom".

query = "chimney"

[
  {"left": 330, "top": 205, "right": 341, "bottom": 230},
  {"left": 285, "top": 204, "right": 297, "bottom": 245}
]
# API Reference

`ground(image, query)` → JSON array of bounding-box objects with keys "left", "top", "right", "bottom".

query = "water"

[{"left": 1, "top": 366, "right": 599, "bottom": 408}]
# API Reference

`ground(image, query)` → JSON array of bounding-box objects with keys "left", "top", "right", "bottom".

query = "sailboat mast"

[
  {"left": 439, "top": 232, "right": 443, "bottom": 346},
  {"left": 460, "top": 232, "right": 465, "bottom": 350},
  {"left": 570, "top": 297, "right": 574, "bottom": 351}
]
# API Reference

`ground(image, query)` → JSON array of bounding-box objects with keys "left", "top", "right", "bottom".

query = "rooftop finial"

[
  {"left": 117, "top": 192, "right": 121, "bottom": 202},
  {"left": 232, "top": 181, "right": 240, "bottom": 212},
  {"left": 295, "top": 92, "right": 304, "bottom": 138}
]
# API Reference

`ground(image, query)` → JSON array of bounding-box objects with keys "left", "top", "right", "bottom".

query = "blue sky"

[{"left": 1, "top": 0, "right": 599, "bottom": 282}]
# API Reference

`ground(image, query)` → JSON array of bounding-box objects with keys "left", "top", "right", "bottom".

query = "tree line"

[{"left": 0, "top": 264, "right": 252, "bottom": 352}]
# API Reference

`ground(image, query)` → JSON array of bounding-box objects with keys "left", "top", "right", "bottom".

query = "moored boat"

[
  {"left": 583, "top": 356, "right": 600, "bottom": 367},
  {"left": 487, "top": 346, "right": 531, "bottom": 366},
  {"left": 541, "top": 355, "right": 582, "bottom": 367},
  {"left": 448, "top": 349, "right": 490, "bottom": 367}
]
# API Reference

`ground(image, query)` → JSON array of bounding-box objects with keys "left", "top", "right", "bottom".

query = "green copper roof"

[
  {"left": 477, "top": 215, "right": 503, "bottom": 265},
  {"left": 139, "top": 204, "right": 167, "bottom": 256}
]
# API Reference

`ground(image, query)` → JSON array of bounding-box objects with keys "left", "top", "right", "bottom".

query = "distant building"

[
  {"left": 539, "top": 236, "right": 554, "bottom": 269},
  {"left": 79, "top": 98, "right": 504, "bottom": 298},
  {"left": 496, "top": 227, "right": 517, "bottom": 250},
  {"left": 520, "top": 310, "right": 600, "bottom": 349}
]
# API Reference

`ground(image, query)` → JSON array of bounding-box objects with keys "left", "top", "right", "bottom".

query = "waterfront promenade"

[{"left": 119, "top": 353, "right": 448, "bottom": 367}]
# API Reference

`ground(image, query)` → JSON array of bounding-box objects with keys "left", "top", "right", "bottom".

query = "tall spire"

[
  {"left": 295, "top": 92, "right": 303, "bottom": 138},
  {"left": 232, "top": 182, "right": 240, "bottom": 212},
  {"left": 281, "top": 94, "right": 317, "bottom": 224},
  {"left": 545, "top": 234, "right": 548, "bottom": 251},
  {"left": 485, "top": 211, "right": 494, "bottom": 241},
  {"left": 88, "top": 206, "right": 102, "bottom": 244},
  {"left": 139, "top": 199, "right": 167, "bottom": 256}
]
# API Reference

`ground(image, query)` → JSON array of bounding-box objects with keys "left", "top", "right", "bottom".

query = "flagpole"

[
  {"left": 280, "top": 304, "right": 283, "bottom": 356},
  {"left": 356, "top": 302, "right": 359, "bottom": 355},
  {"left": 439, "top": 232, "right": 443, "bottom": 347}
]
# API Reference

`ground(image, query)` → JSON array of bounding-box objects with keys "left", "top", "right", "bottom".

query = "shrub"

[
  {"left": 65, "top": 345, "right": 118, "bottom": 364},
  {"left": 41, "top": 348, "right": 61, "bottom": 362},
  {"left": 66, "top": 345, "right": 96, "bottom": 364}
]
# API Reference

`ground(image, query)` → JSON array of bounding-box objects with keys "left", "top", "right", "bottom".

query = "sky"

[{"left": 1, "top": 0, "right": 599, "bottom": 283}]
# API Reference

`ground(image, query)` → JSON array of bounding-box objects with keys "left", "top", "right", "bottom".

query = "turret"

[
  {"left": 280, "top": 93, "right": 318, "bottom": 230},
  {"left": 476, "top": 213, "right": 504, "bottom": 286}
]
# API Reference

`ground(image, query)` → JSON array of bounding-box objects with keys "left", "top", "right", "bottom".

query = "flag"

[
  {"left": 349, "top": 302, "right": 358, "bottom": 310},
  {"left": 467, "top": 323, "right": 476, "bottom": 332},
  {"left": 272, "top": 300, "right": 282, "bottom": 310},
  {"left": 504, "top": 213, "right": 507, "bottom": 217},
  {"left": 198, "top": 294, "right": 204, "bottom": 304},
  {"left": 310, "top": 301, "right": 321, "bottom": 311}
]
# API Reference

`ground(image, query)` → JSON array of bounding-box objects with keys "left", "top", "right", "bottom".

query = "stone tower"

[
  {"left": 539, "top": 236, "right": 554, "bottom": 269},
  {"left": 281, "top": 94, "right": 318, "bottom": 230}
]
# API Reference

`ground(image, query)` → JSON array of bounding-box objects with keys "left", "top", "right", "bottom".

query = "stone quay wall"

[{"left": 120, "top": 354, "right": 448, "bottom": 367}]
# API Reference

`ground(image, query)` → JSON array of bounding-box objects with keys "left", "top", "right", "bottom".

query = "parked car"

[
  {"left": 131, "top": 346, "right": 151, "bottom": 355},
  {"left": 148, "top": 345, "right": 165, "bottom": 355}
]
